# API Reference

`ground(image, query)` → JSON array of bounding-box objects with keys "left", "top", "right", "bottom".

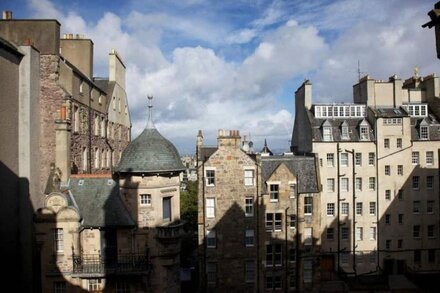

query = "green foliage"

[{"left": 180, "top": 180, "right": 198, "bottom": 232}]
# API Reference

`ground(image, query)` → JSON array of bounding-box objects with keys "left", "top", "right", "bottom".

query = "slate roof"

[
  {"left": 199, "top": 146, "right": 218, "bottom": 161},
  {"left": 261, "top": 155, "right": 319, "bottom": 194},
  {"left": 64, "top": 178, "right": 135, "bottom": 228},
  {"left": 370, "top": 107, "right": 408, "bottom": 117},
  {"left": 410, "top": 116, "right": 440, "bottom": 140},
  {"left": 116, "top": 128, "right": 185, "bottom": 173}
]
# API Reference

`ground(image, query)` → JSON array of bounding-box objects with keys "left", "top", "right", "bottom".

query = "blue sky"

[{"left": 1, "top": 0, "right": 437, "bottom": 154}]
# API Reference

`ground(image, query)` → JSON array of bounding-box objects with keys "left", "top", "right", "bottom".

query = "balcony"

[
  {"left": 72, "top": 254, "right": 149, "bottom": 277},
  {"left": 156, "top": 220, "right": 184, "bottom": 244}
]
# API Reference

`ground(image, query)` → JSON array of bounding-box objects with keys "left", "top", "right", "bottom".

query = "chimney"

[
  {"left": 60, "top": 35, "right": 94, "bottom": 79},
  {"left": 218, "top": 129, "right": 241, "bottom": 149},
  {"left": 2, "top": 10, "right": 12, "bottom": 20},
  {"left": 109, "top": 49, "right": 126, "bottom": 90},
  {"left": 55, "top": 104, "right": 72, "bottom": 182}
]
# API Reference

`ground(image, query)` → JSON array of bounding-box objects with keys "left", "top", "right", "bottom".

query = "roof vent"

[{"left": 78, "top": 179, "right": 84, "bottom": 186}]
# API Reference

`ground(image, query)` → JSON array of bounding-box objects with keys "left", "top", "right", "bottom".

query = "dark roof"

[
  {"left": 261, "top": 155, "right": 319, "bottom": 194},
  {"left": 116, "top": 128, "right": 185, "bottom": 173},
  {"left": 65, "top": 178, "right": 135, "bottom": 228},
  {"left": 310, "top": 115, "right": 375, "bottom": 142},
  {"left": 199, "top": 146, "right": 218, "bottom": 161},
  {"left": 411, "top": 116, "right": 440, "bottom": 140}
]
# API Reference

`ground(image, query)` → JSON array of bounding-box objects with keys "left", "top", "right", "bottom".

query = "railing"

[
  {"left": 72, "top": 254, "right": 149, "bottom": 276},
  {"left": 156, "top": 221, "right": 184, "bottom": 243}
]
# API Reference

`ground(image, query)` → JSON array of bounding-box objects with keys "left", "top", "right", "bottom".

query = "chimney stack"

[{"left": 2, "top": 10, "right": 12, "bottom": 20}]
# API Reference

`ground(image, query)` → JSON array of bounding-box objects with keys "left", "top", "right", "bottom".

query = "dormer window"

[
  {"left": 359, "top": 119, "right": 370, "bottom": 141},
  {"left": 341, "top": 121, "right": 349, "bottom": 140},
  {"left": 420, "top": 126, "right": 429, "bottom": 140},
  {"left": 322, "top": 120, "right": 333, "bottom": 141}
]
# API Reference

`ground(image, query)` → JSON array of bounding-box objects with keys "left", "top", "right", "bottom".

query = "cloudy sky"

[{"left": 3, "top": 0, "right": 438, "bottom": 154}]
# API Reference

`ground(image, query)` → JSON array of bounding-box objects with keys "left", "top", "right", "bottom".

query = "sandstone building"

[
  {"left": 292, "top": 73, "right": 440, "bottom": 284},
  {"left": 35, "top": 100, "right": 185, "bottom": 292},
  {"left": 197, "top": 129, "right": 319, "bottom": 292}
]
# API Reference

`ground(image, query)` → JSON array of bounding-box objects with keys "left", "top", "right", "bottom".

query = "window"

[
  {"left": 244, "top": 169, "right": 254, "bottom": 186},
  {"left": 427, "top": 176, "right": 434, "bottom": 189},
  {"left": 54, "top": 282, "right": 66, "bottom": 293},
  {"left": 82, "top": 147, "right": 88, "bottom": 170},
  {"left": 341, "top": 202, "right": 349, "bottom": 216},
  {"left": 398, "top": 239, "right": 403, "bottom": 249},
  {"left": 397, "top": 165, "right": 403, "bottom": 175},
  {"left": 420, "top": 126, "right": 429, "bottom": 139},
  {"left": 385, "top": 214, "right": 391, "bottom": 224},
  {"left": 94, "top": 114, "right": 99, "bottom": 136},
  {"left": 386, "top": 240, "right": 391, "bottom": 250},
  {"left": 163, "top": 197, "right": 171, "bottom": 221},
  {"left": 385, "top": 190, "right": 391, "bottom": 200},
  {"left": 369, "top": 251, "right": 376, "bottom": 263},
  {"left": 327, "top": 228, "right": 334, "bottom": 240},
  {"left": 140, "top": 194, "right": 151, "bottom": 205},
  {"left": 384, "top": 138, "right": 390, "bottom": 148},
  {"left": 385, "top": 165, "right": 390, "bottom": 175},
  {"left": 398, "top": 214, "right": 403, "bottom": 224},
  {"left": 426, "top": 151, "right": 434, "bottom": 165},
  {"left": 205, "top": 169, "right": 215, "bottom": 186},
  {"left": 356, "top": 252, "right": 364, "bottom": 264},
  {"left": 369, "top": 227, "right": 376, "bottom": 240},
  {"left": 73, "top": 105, "right": 79, "bottom": 133},
  {"left": 327, "top": 178, "right": 335, "bottom": 192},
  {"left": 368, "top": 152, "right": 375, "bottom": 165},
  {"left": 94, "top": 148, "right": 100, "bottom": 168},
  {"left": 245, "top": 230, "right": 254, "bottom": 247},
  {"left": 266, "top": 213, "right": 282, "bottom": 232},
  {"left": 427, "top": 200, "right": 434, "bottom": 214},
  {"left": 356, "top": 227, "right": 363, "bottom": 241},
  {"left": 428, "top": 225, "right": 435, "bottom": 238},
  {"left": 341, "top": 178, "right": 349, "bottom": 192},
  {"left": 397, "top": 189, "right": 404, "bottom": 200},
  {"left": 304, "top": 227, "right": 313, "bottom": 246},
  {"left": 323, "top": 126, "right": 333, "bottom": 141},
  {"left": 88, "top": 279, "right": 103, "bottom": 291},
  {"left": 207, "top": 262, "right": 217, "bottom": 284},
  {"left": 101, "top": 117, "right": 106, "bottom": 137},
  {"left": 412, "top": 152, "right": 419, "bottom": 165},
  {"left": 54, "top": 228, "right": 63, "bottom": 253},
  {"left": 341, "top": 227, "right": 349, "bottom": 240},
  {"left": 79, "top": 81, "right": 84, "bottom": 94},
  {"left": 360, "top": 126, "right": 369, "bottom": 140},
  {"left": 340, "top": 253, "right": 349, "bottom": 265},
  {"left": 289, "top": 184, "right": 296, "bottom": 198},
  {"left": 245, "top": 260, "right": 255, "bottom": 283},
  {"left": 397, "top": 138, "right": 402, "bottom": 148},
  {"left": 303, "top": 260, "right": 313, "bottom": 283},
  {"left": 206, "top": 230, "right": 216, "bottom": 248},
  {"left": 266, "top": 244, "right": 282, "bottom": 266},
  {"left": 355, "top": 177, "right": 362, "bottom": 191},
  {"left": 429, "top": 249, "right": 436, "bottom": 263},
  {"left": 304, "top": 196, "right": 313, "bottom": 215},
  {"left": 206, "top": 198, "right": 215, "bottom": 218},
  {"left": 413, "top": 201, "right": 421, "bottom": 214},
  {"left": 270, "top": 184, "right": 279, "bottom": 202},
  {"left": 356, "top": 202, "right": 363, "bottom": 215},
  {"left": 290, "top": 215, "right": 296, "bottom": 229},
  {"left": 414, "top": 250, "right": 421, "bottom": 264},
  {"left": 369, "top": 202, "right": 376, "bottom": 215},
  {"left": 289, "top": 248, "right": 296, "bottom": 262},
  {"left": 355, "top": 153, "right": 362, "bottom": 166},
  {"left": 327, "top": 203, "right": 335, "bottom": 216},
  {"left": 413, "top": 225, "right": 421, "bottom": 238},
  {"left": 327, "top": 153, "right": 334, "bottom": 167},
  {"left": 245, "top": 196, "right": 253, "bottom": 217},
  {"left": 369, "top": 177, "right": 376, "bottom": 190},
  {"left": 341, "top": 153, "right": 348, "bottom": 166},
  {"left": 266, "top": 276, "right": 282, "bottom": 290},
  {"left": 341, "top": 125, "right": 349, "bottom": 139},
  {"left": 412, "top": 176, "right": 420, "bottom": 189}
]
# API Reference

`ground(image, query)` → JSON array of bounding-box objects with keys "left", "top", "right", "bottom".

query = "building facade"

[
  {"left": 197, "top": 129, "right": 319, "bottom": 292},
  {"left": 292, "top": 73, "right": 440, "bottom": 280}
]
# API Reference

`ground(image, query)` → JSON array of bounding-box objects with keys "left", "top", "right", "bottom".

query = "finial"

[
  {"left": 146, "top": 96, "right": 155, "bottom": 129},
  {"left": 264, "top": 139, "right": 267, "bottom": 147},
  {"left": 414, "top": 66, "right": 419, "bottom": 78}
]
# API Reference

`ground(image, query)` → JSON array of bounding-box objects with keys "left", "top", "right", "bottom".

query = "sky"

[{"left": 1, "top": 0, "right": 438, "bottom": 154}]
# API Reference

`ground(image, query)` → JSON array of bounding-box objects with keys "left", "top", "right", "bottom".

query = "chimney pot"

[{"left": 3, "top": 10, "right": 12, "bottom": 20}]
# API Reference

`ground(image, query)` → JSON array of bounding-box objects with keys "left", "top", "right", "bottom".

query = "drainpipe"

[
  {"left": 201, "top": 156, "right": 206, "bottom": 292},
  {"left": 256, "top": 160, "right": 260, "bottom": 292},
  {"left": 346, "top": 148, "right": 357, "bottom": 275},
  {"left": 295, "top": 185, "right": 300, "bottom": 290},
  {"left": 285, "top": 207, "right": 290, "bottom": 293},
  {"left": 88, "top": 90, "right": 92, "bottom": 173},
  {"left": 337, "top": 143, "right": 341, "bottom": 274}
]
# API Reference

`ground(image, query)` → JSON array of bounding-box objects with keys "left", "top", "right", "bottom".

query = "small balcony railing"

[
  {"left": 156, "top": 221, "right": 184, "bottom": 243},
  {"left": 72, "top": 254, "right": 149, "bottom": 276}
]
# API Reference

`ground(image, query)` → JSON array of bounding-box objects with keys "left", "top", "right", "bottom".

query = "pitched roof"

[
  {"left": 65, "top": 178, "right": 135, "bottom": 228},
  {"left": 261, "top": 155, "right": 319, "bottom": 194}
]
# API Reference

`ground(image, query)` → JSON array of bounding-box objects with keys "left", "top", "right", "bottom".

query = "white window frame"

[
  {"left": 140, "top": 194, "right": 151, "bottom": 206},
  {"left": 355, "top": 153, "right": 362, "bottom": 166},
  {"left": 355, "top": 177, "right": 362, "bottom": 191},
  {"left": 327, "top": 178, "right": 335, "bottom": 192},
  {"left": 245, "top": 196, "right": 254, "bottom": 217},
  {"left": 340, "top": 153, "right": 348, "bottom": 166},
  {"left": 368, "top": 152, "right": 375, "bottom": 166},
  {"left": 397, "top": 138, "right": 402, "bottom": 148},
  {"left": 327, "top": 203, "right": 335, "bottom": 216},
  {"left": 426, "top": 151, "right": 434, "bottom": 165},
  {"left": 304, "top": 196, "right": 313, "bottom": 215},
  {"left": 206, "top": 198, "right": 215, "bottom": 218},
  {"left": 205, "top": 168, "right": 215, "bottom": 186},
  {"left": 323, "top": 126, "right": 333, "bottom": 141},
  {"left": 244, "top": 169, "right": 255, "bottom": 186},
  {"left": 269, "top": 183, "right": 280, "bottom": 202},
  {"left": 369, "top": 227, "right": 376, "bottom": 240},
  {"left": 326, "top": 153, "right": 334, "bottom": 167},
  {"left": 341, "top": 177, "right": 349, "bottom": 192},
  {"left": 397, "top": 165, "right": 403, "bottom": 175},
  {"left": 356, "top": 202, "right": 363, "bottom": 215},
  {"left": 412, "top": 152, "right": 420, "bottom": 165},
  {"left": 360, "top": 126, "right": 369, "bottom": 140},
  {"left": 413, "top": 200, "right": 421, "bottom": 214},
  {"left": 369, "top": 202, "right": 376, "bottom": 215},
  {"left": 54, "top": 228, "right": 63, "bottom": 253},
  {"left": 420, "top": 126, "right": 429, "bottom": 139},
  {"left": 206, "top": 230, "right": 216, "bottom": 248},
  {"left": 341, "top": 202, "right": 349, "bottom": 216},
  {"left": 356, "top": 227, "right": 363, "bottom": 241},
  {"left": 304, "top": 227, "right": 313, "bottom": 246},
  {"left": 412, "top": 176, "right": 420, "bottom": 190},
  {"left": 369, "top": 177, "right": 376, "bottom": 190},
  {"left": 245, "top": 230, "right": 254, "bottom": 247}
]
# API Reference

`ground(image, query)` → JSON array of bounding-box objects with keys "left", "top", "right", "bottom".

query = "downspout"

[
  {"left": 351, "top": 149, "right": 357, "bottom": 276},
  {"left": 201, "top": 156, "right": 206, "bottom": 292},
  {"left": 256, "top": 160, "right": 260, "bottom": 292},
  {"left": 88, "top": 90, "right": 92, "bottom": 173},
  {"left": 337, "top": 143, "right": 341, "bottom": 274},
  {"left": 285, "top": 207, "right": 289, "bottom": 293},
  {"left": 295, "top": 184, "right": 300, "bottom": 290},
  {"left": 375, "top": 115, "right": 380, "bottom": 269}
]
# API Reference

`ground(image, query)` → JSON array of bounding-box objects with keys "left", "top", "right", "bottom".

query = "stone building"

[
  {"left": 197, "top": 129, "right": 319, "bottom": 292},
  {"left": 0, "top": 35, "right": 40, "bottom": 291},
  {"left": 35, "top": 101, "right": 185, "bottom": 292},
  {"left": 0, "top": 13, "right": 131, "bottom": 210},
  {"left": 292, "top": 73, "right": 440, "bottom": 283}
]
